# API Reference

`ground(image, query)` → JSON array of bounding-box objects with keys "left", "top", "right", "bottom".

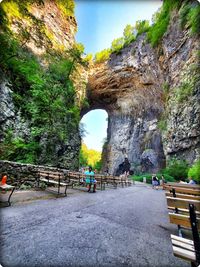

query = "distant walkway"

[{"left": 1, "top": 184, "right": 189, "bottom": 267}]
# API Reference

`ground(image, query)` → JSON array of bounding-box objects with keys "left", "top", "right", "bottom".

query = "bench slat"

[
  {"left": 167, "top": 197, "right": 200, "bottom": 212},
  {"left": 169, "top": 213, "right": 200, "bottom": 229},
  {"left": 165, "top": 187, "right": 200, "bottom": 196},
  {"left": 168, "top": 206, "right": 200, "bottom": 216},
  {"left": 166, "top": 183, "right": 200, "bottom": 189},
  {"left": 172, "top": 246, "right": 196, "bottom": 262},
  {"left": 0, "top": 184, "right": 15, "bottom": 190},
  {"left": 171, "top": 239, "right": 194, "bottom": 252},
  {"left": 171, "top": 234, "right": 194, "bottom": 245},
  {"left": 40, "top": 178, "right": 69, "bottom": 186},
  {"left": 166, "top": 192, "right": 200, "bottom": 201}
]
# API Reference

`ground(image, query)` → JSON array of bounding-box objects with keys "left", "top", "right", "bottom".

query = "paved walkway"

[{"left": 1, "top": 184, "right": 189, "bottom": 267}]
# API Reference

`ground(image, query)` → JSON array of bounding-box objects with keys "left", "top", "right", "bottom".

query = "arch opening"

[{"left": 79, "top": 109, "right": 108, "bottom": 172}]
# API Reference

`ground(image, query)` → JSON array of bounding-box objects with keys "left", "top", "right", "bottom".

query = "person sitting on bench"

[
  {"left": 188, "top": 176, "right": 197, "bottom": 185},
  {"left": 84, "top": 166, "right": 96, "bottom": 193}
]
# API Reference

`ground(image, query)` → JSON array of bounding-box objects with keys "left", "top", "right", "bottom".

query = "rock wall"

[
  {"left": 161, "top": 10, "right": 200, "bottom": 164},
  {"left": 0, "top": 160, "right": 68, "bottom": 187},
  {"left": 1, "top": 1, "right": 199, "bottom": 174},
  {"left": 87, "top": 5, "right": 200, "bottom": 175}
]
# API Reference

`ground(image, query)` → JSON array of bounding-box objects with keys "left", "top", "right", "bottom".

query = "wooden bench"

[
  {"left": 165, "top": 186, "right": 200, "bottom": 266},
  {"left": 0, "top": 183, "right": 15, "bottom": 207},
  {"left": 37, "top": 170, "right": 71, "bottom": 196},
  {"left": 169, "top": 203, "right": 200, "bottom": 266},
  {"left": 166, "top": 197, "right": 200, "bottom": 234},
  {"left": 164, "top": 182, "right": 200, "bottom": 195},
  {"left": 64, "top": 171, "right": 133, "bottom": 192}
]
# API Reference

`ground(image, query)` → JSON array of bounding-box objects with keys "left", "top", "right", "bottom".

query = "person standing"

[
  {"left": 84, "top": 166, "right": 96, "bottom": 193},
  {"left": 122, "top": 157, "right": 131, "bottom": 179}
]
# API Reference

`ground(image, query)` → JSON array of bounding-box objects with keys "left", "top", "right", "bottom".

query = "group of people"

[
  {"left": 152, "top": 174, "right": 197, "bottom": 190},
  {"left": 80, "top": 157, "right": 131, "bottom": 193}
]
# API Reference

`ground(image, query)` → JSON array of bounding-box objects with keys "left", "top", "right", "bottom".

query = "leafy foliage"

[
  {"left": 157, "top": 118, "right": 167, "bottom": 132},
  {"left": 135, "top": 20, "right": 150, "bottom": 37},
  {"left": 79, "top": 143, "right": 102, "bottom": 169},
  {"left": 94, "top": 49, "right": 111, "bottom": 64},
  {"left": 110, "top": 37, "right": 124, "bottom": 53},
  {"left": 147, "top": 0, "right": 181, "bottom": 47},
  {"left": 94, "top": 18, "right": 150, "bottom": 63},
  {"left": 179, "top": 2, "right": 200, "bottom": 35},
  {"left": 123, "top": 24, "right": 135, "bottom": 46},
  {"left": 0, "top": 31, "right": 82, "bottom": 164},
  {"left": 188, "top": 160, "right": 200, "bottom": 183},
  {"left": 55, "top": 0, "right": 75, "bottom": 17},
  {"left": 174, "top": 63, "right": 199, "bottom": 103},
  {"left": 162, "top": 158, "right": 189, "bottom": 181}
]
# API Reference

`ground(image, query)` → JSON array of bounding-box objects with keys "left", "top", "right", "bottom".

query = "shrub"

[
  {"left": 94, "top": 48, "right": 111, "bottom": 64},
  {"left": 179, "top": 3, "right": 191, "bottom": 29},
  {"left": 188, "top": 160, "right": 200, "bottom": 183},
  {"left": 147, "top": 0, "right": 180, "bottom": 47},
  {"left": 162, "top": 158, "right": 189, "bottom": 181},
  {"left": 110, "top": 37, "right": 124, "bottom": 53},
  {"left": 180, "top": 2, "right": 200, "bottom": 35},
  {"left": 175, "top": 81, "right": 193, "bottom": 102},
  {"left": 157, "top": 118, "right": 167, "bottom": 132},
  {"left": 123, "top": 24, "right": 135, "bottom": 46},
  {"left": 187, "top": 4, "right": 200, "bottom": 35},
  {"left": 135, "top": 20, "right": 150, "bottom": 37}
]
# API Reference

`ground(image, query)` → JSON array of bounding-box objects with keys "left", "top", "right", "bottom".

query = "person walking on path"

[
  {"left": 84, "top": 166, "right": 96, "bottom": 193},
  {"left": 122, "top": 157, "right": 131, "bottom": 179}
]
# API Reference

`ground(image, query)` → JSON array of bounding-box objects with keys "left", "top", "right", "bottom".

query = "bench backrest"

[
  {"left": 38, "top": 171, "right": 64, "bottom": 180},
  {"left": 169, "top": 213, "right": 200, "bottom": 230},
  {"left": 166, "top": 192, "right": 200, "bottom": 201},
  {"left": 165, "top": 186, "right": 200, "bottom": 196},
  {"left": 167, "top": 197, "right": 200, "bottom": 212},
  {"left": 165, "top": 182, "right": 200, "bottom": 188}
]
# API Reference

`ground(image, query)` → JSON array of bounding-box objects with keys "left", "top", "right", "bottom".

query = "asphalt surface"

[{"left": 1, "top": 184, "right": 189, "bottom": 267}]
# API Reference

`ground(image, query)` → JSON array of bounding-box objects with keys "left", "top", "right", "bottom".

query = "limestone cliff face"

[
  {"left": 1, "top": 0, "right": 199, "bottom": 173},
  {"left": 7, "top": 0, "right": 77, "bottom": 55},
  {"left": 86, "top": 8, "right": 200, "bottom": 175},
  {"left": 161, "top": 11, "right": 200, "bottom": 164},
  {"left": 0, "top": 0, "right": 85, "bottom": 169},
  {"left": 87, "top": 34, "right": 166, "bottom": 174}
]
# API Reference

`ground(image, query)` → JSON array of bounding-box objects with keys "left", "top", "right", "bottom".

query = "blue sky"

[{"left": 75, "top": 0, "right": 162, "bottom": 151}]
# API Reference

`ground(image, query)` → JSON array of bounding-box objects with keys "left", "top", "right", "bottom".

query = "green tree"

[
  {"left": 110, "top": 37, "right": 124, "bottom": 53},
  {"left": 135, "top": 20, "right": 150, "bottom": 36},
  {"left": 188, "top": 160, "right": 200, "bottom": 183},
  {"left": 123, "top": 24, "right": 135, "bottom": 46},
  {"left": 163, "top": 158, "right": 189, "bottom": 181},
  {"left": 94, "top": 48, "right": 110, "bottom": 64},
  {"left": 79, "top": 143, "right": 101, "bottom": 169}
]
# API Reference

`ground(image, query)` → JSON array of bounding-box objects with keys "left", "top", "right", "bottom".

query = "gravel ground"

[{"left": 0, "top": 184, "right": 189, "bottom": 267}]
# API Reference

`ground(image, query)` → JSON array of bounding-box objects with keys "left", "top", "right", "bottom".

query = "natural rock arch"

[
  {"left": 81, "top": 34, "right": 166, "bottom": 175},
  {"left": 80, "top": 15, "right": 200, "bottom": 175}
]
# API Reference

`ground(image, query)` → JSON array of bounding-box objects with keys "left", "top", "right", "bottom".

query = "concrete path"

[{"left": 1, "top": 184, "right": 189, "bottom": 267}]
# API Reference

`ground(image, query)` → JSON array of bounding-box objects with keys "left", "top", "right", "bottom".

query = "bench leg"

[
  {"left": 178, "top": 225, "right": 182, "bottom": 237},
  {"left": 64, "top": 185, "right": 67, "bottom": 196},
  {"left": 7, "top": 187, "right": 15, "bottom": 206},
  {"left": 189, "top": 204, "right": 200, "bottom": 265}
]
